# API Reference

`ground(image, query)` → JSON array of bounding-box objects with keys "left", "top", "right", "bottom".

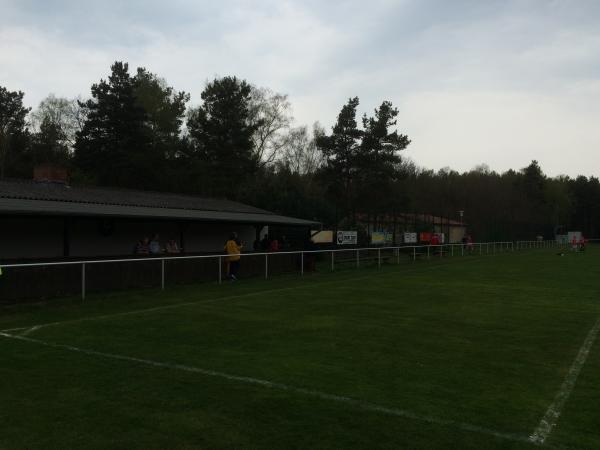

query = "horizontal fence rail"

[{"left": 0, "top": 239, "right": 579, "bottom": 303}]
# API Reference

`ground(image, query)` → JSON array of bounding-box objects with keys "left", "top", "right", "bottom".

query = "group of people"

[
  {"left": 254, "top": 234, "right": 288, "bottom": 252},
  {"left": 134, "top": 234, "right": 181, "bottom": 255},
  {"left": 130, "top": 231, "right": 286, "bottom": 280}
]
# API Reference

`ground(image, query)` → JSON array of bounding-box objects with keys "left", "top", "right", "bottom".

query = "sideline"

[
  {"left": 529, "top": 316, "right": 600, "bottom": 445},
  {"left": 0, "top": 330, "right": 531, "bottom": 445}
]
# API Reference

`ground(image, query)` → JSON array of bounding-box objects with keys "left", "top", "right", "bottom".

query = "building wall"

[
  {"left": 449, "top": 226, "right": 467, "bottom": 243},
  {"left": 0, "top": 215, "right": 264, "bottom": 260},
  {"left": 181, "top": 222, "right": 258, "bottom": 253},
  {"left": 69, "top": 218, "right": 180, "bottom": 257},
  {"left": 0, "top": 216, "right": 64, "bottom": 259}
]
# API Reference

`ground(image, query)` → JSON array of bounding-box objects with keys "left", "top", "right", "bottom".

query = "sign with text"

[
  {"left": 337, "top": 230, "right": 357, "bottom": 245},
  {"left": 403, "top": 232, "right": 417, "bottom": 244},
  {"left": 371, "top": 232, "right": 385, "bottom": 245},
  {"left": 420, "top": 232, "right": 432, "bottom": 243},
  {"left": 371, "top": 232, "right": 393, "bottom": 245}
]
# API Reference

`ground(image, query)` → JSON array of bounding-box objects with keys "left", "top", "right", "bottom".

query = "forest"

[{"left": 1, "top": 61, "right": 598, "bottom": 240}]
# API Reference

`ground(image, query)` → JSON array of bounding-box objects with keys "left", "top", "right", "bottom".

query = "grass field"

[{"left": 1, "top": 246, "right": 599, "bottom": 449}]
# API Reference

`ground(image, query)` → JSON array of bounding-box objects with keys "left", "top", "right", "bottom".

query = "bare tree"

[
  {"left": 30, "top": 94, "right": 87, "bottom": 150},
  {"left": 281, "top": 122, "right": 326, "bottom": 175},
  {"left": 248, "top": 86, "right": 293, "bottom": 167}
]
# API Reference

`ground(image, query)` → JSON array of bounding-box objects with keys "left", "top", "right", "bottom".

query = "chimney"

[{"left": 33, "top": 164, "right": 70, "bottom": 185}]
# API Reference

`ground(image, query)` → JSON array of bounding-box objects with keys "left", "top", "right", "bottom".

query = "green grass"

[{"left": 1, "top": 246, "right": 599, "bottom": 449}]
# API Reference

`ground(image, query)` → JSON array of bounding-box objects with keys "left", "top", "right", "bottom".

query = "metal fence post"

[
  {"left": 218, "top": 256, "right": 222, "bottom": 284},
  {"left": 265, "top": 253, "right": 268, "bottom": 279},
  {"left": 301, "top": 252, "right": 304, "bottom": 276},
  {"left": 413, "top": 247, "right": 416, "bottom": 262},
  {"left": 427, "top": 246, "right": 430, "bottom": 259},
  {"left": 161, "top": 259, "right": 165, "bottom": 290},
  {"left": 462, "top": 244, "right": 464, "bottom": 256},
  {"left": 451, "top": 245, "right": 454, "bottom": 257},
  {"left": 331, "top": 251, "right": 335, "bottom": 271},
  {"left": 356, "top": 249, "right": 359, "bottom": 269},
  {"left": 378, "top": 248, "right": 381, "bottom": 268},
  {"left": 81, "top": 263, "right": 86, "bottom": 301},
  {"left": 396, "top": 248, "right": 400, "bottom": 265}
]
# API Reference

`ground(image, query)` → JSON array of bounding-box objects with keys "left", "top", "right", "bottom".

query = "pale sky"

[{"left": 1, "top": 0, "right": 599, "bottom": 177}]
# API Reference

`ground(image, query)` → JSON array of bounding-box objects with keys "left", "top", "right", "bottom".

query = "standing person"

[
  {"left": 260, "top": 234, "right": 270, "bottom": 251},
  {"left": 571, "top": 235, "right": 578, "bottom": 251},
  {"left": 466, "top": 234, "right": 474, "bottom": 252},
  {"left": 224, "top": 232, "right": 243, "bottom": 280},
  {"left": 579, "top": 235, "right": 586, "bottom": 251},
  {"left": 280, "top": 235, "right": 288, "bottom": 250}
]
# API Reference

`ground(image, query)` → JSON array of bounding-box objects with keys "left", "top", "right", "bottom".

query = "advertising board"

[{"left": 337, "top": 230, "right": 357, "bottom": 245}]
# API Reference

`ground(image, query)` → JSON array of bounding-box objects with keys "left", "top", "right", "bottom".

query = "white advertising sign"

[
  {"left": 337, "top": 230, "right": 357, "bottom": 245},
  {"left": 403, "top": 232, "right": 417, "bottom": 244}
]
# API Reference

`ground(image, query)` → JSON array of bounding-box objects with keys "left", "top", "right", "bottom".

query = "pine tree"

[
  {"left": 315, "top": 97, "right": 363, "bottom": 225},
  {"left": 0, "top": 87, "right": 31, "bottom": 178},
  {"left": 75, "top": 62, "right": 158, "bottom": 188},
  {"left": 187, "top": 76, "right": 260, "bottom": 197}
]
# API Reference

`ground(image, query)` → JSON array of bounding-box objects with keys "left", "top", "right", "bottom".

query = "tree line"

[{"left": 1, "top": 61, "right": 599, "bottom": 239}]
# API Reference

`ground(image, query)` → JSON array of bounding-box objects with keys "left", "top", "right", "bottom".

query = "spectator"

[
  {"left": 224, "top": 232, "right": 243, "bottom": 280},
  {"left": 466, "top": 234, "right": 474, "bottom": 252},
  {"left": 135, "top": 237, "right": 150, "bottom": 255},
  {"left": 166, "top": 239, "right": 181, "bottom": 254},
  {"left": 280, "top": 235, "right": 289, "bottom": 250},
  {"left": 149, "top": 234, "right": 162, "bottom": 254},
  {"left": 260, "top": 234, "right": 270, "bottom": 251},
  {"left": 269, "top": 238, "right": 280, "bottom": 252}
]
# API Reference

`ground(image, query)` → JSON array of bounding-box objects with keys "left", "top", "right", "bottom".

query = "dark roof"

[{"left": 0, "top": 178, "right": 318, "bottom": 226}]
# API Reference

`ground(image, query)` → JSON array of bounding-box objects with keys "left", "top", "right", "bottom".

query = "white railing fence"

[{"left": 0, "top": 239, "right": 576, "bottom": 301}]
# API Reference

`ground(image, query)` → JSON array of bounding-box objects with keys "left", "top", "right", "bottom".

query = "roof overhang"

[{"left": 0, "top": 198, "right": 319, "bottom": 227}]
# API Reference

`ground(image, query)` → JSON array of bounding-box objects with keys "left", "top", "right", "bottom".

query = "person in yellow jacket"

[{"left": 224, "top": 232, "right": 243, "bottom": 280}]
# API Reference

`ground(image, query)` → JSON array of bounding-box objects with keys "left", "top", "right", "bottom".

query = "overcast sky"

[{"left": 1, "top": 0, "right": 599, "bottom": 177}]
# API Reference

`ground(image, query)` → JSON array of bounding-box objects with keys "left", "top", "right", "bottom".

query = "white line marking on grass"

[
  {"left": 529, "top": 316, "right": 600, "bottom": 445},
  {"left": 20, "top": 325, "right": 41, "bottom": 336},
  {"left": 1, "top": 258, "right": 476, "bottom": 336},
  {"left": 0, "top": 330, "right": 530, "bottom": 445}
]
